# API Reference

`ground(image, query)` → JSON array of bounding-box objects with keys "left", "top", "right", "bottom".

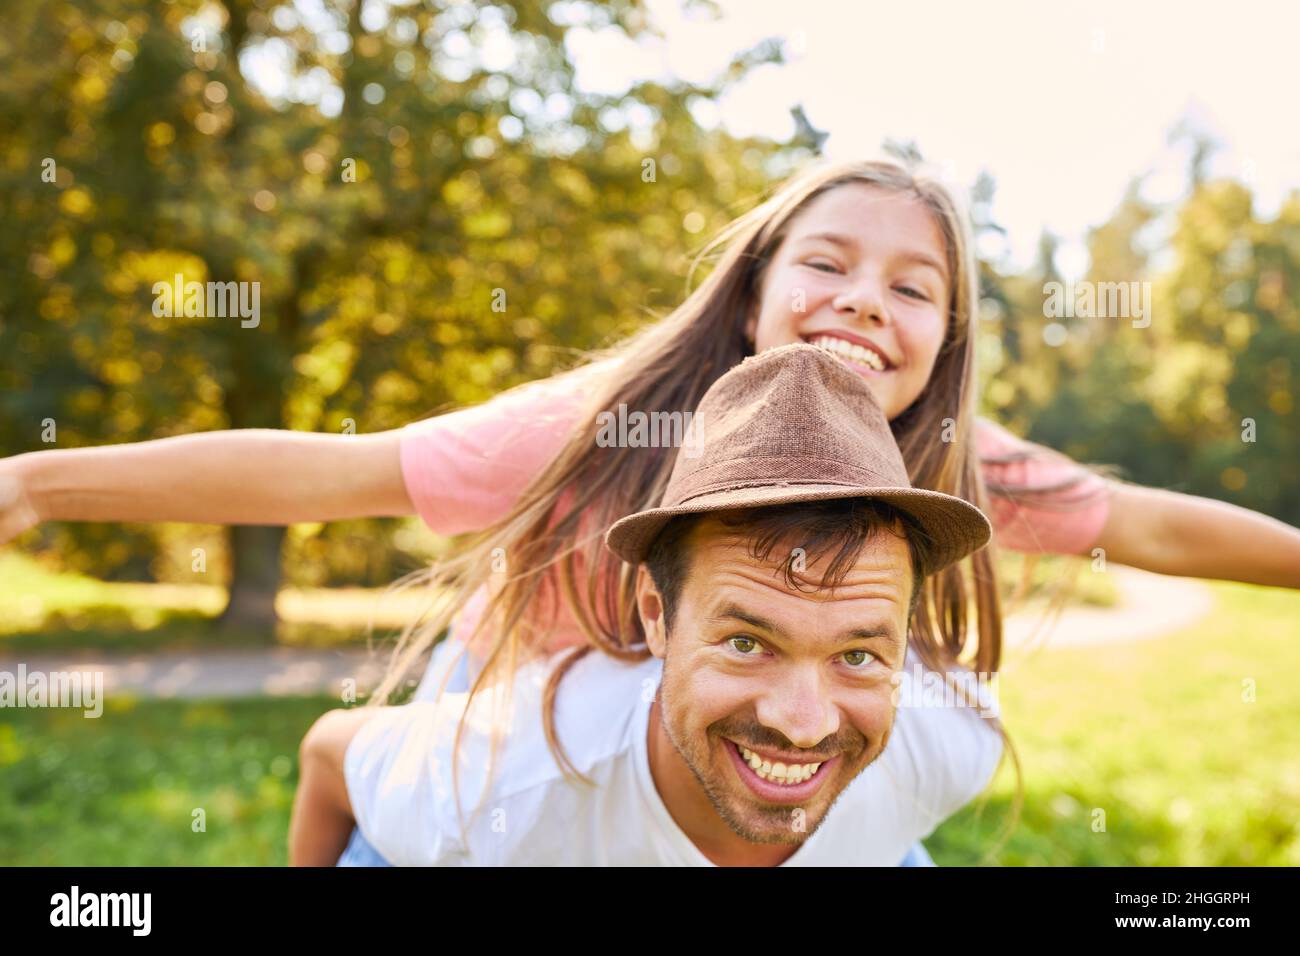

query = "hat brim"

[{"left": 604, "top": 483, "right": 991, "bottom": 575}]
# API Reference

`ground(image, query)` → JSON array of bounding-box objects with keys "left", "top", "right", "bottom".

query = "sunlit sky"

[
  {"left": 578, "top": 0, "right": 1300, "bottom": 274},
  {"left": 238, "top": 0, "right": 1300, "bottom": 278}
]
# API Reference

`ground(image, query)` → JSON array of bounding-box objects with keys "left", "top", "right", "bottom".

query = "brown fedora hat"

[{"left": 604, "top": 342, "right": 991, "bottom": 574}]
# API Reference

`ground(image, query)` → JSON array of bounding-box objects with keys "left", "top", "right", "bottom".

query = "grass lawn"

[
  {"left": 1, "top": 579, "right": 1295, "bottom": 865},
  {"left": 0, "top": 552, "right": 438, "bottom": 653},
  {"left": 929, "top": 581, "right": 1300, "bottom": 865},
  {"left": 0, "top": 695, "right": 329, "bottom": 866}
]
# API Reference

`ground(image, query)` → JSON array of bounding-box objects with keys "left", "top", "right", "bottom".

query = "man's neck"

[{"left": 646, "top": 697, "right": 799, "bottom": 867}]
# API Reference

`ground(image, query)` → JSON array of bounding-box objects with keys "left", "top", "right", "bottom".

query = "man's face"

[{"left": 638, "top": 515, "right": 913, "bottom": 846}]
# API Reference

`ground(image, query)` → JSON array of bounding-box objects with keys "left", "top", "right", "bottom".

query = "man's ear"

[{"left": 636, "top": 565, "right": 668, "bottom": 659}]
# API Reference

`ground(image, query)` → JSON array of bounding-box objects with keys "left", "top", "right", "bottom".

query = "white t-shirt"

[{"left": 345, "top": 646, "right": 1003, "bottom": 866}]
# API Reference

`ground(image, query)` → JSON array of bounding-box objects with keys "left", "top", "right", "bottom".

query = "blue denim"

[
  {"left": 337, "top": 825, "right": 393, "bottom": 867},
  {"left": 333, "top": 639, "right": 934, "bottom": 867},
  {"left": 898, "top": 841, "right": 936, "bottom": 866},
  {"left": 338, "top": 826, "right": 933, "bottom": 866},
  {"left": 337, "top": 639, "right": 469, "bottom": 868}
]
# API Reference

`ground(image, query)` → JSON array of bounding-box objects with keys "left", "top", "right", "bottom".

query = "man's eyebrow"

[
  {"left": 799, "top": 231, "right": 948, "bottom": 280},
  {"left": 707, "top": 601, "right": 902, "bottom": 651}
]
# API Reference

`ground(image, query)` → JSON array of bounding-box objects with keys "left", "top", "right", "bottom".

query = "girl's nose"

[{"left": 834, "top": 274, "right": 890, "bottom": 326}]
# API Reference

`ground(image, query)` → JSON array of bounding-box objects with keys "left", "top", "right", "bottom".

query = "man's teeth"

[
  {"left": 808, "top": 335, "right": 887, "bottom": 371},
  {"left": 738, "top": 744, "right": 822, "bottom": 785}
]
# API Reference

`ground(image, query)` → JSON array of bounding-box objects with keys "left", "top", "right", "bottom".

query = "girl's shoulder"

[
  {"left": 972, "top": 417, "right": 1113, "bottom": 553},
  {"left": 407, "top": 357, "right": 619, "bottom": 436},
  {"left": 972, "top": 416, "right": 1036, "bottom": 460},
  {"left": 491, "top": 355, "right": 622, "bottom": 413},
  {"left": 974, "top": 417, "right": 1101, "bottom": 480},
  {"left": 397, "top": 358, "right": 624, "bottom": 537}
]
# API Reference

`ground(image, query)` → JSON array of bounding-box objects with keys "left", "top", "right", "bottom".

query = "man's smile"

[{"left": 721, "top": 736, "right": 840, "bottom": 805}]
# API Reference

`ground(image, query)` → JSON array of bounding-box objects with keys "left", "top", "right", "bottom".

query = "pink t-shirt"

[{"left": 399, "top": 366, "right": 1111, "bottom": 659}]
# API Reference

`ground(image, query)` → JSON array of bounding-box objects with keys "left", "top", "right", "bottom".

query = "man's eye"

[
  {"left": 843, "top": 649, "right": 874, "bottom": 668},
  {"left": 729, "top": 636, "right": 761, "bottom": 655}
]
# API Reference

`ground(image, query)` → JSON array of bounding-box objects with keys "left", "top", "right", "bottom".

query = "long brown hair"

[{"left": 370, "top": 156, "right": 1019, "bottom": 840}]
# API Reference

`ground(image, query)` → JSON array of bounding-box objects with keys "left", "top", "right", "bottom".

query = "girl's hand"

[{"left": 0, "top": 456, "right": 43, "bottom": 545}]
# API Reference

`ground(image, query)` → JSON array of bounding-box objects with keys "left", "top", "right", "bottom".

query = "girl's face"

[{"left": 744, "top": 183, "right": 952, "bottom": 421}]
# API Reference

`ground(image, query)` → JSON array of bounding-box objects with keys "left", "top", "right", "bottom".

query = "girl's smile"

[{"left": 800, "top": 330, "right": 898, "bottom": 375}]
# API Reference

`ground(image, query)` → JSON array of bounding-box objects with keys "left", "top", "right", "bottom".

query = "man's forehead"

[
  {"left": 682, "top": 516, "right": 912, "bottom": 613},
  {"left": 687, "top": 514, "right": 911, "bottom": 572}
]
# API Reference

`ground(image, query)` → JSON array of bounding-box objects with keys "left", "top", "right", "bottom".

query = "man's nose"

[{"left": 753, "top": 665, "right": 840, "bottom": 751}]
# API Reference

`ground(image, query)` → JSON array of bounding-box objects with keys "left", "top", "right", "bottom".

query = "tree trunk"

[
  {"left": 209, "top": 242, "right": 311, "bottom": 639},
  {"left": 217, "top": 524, "right": 285, "bottom": 637},
  {"left": 213, "top": 270, "right": 292, "bottom": 639}
]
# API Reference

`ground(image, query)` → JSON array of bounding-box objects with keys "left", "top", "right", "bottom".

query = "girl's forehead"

[
  {"left": 782, "top": 184, "right": 950, "bottom": 280},
  {"left": 792, "top": 184, "right": 942, "bottom": 243}
]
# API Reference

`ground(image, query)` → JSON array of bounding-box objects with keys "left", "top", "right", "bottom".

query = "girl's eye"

[
  {"left": 897, "top": 286, "right": 929, "bottom": 301},
  {"left": 729, "top": 636, "right": 762, "bottom": 656},
  {"left": 843, "top": 649, "right": 874, "bottom": 668},
  {"left": 803, "top": 260, "right": 841, "bottom": 274}
]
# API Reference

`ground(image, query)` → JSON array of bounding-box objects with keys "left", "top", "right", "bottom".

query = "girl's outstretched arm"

[
  {"left": 1092, "top": 482, "right": 1300, "bottom": 589},
  {"left": 0, "top": 428, "right": 414, "bottom": 545}
]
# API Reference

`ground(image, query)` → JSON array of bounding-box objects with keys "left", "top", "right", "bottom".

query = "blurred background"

[{"left": 0, "top": 0, "right": 1296, "bottom": 865}]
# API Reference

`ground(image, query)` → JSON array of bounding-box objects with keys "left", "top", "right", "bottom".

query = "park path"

[
  {"left": 0, "top": 568, "right": 1214, "bottom": 700},
  {"left": 1002, "top": 565, "right": 1215, "bottom": 651},
  {"left": 0, "top": 646, "right": 387, "bottom": 701}
]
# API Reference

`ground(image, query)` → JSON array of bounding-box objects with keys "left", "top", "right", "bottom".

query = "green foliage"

[
  {"left": 979, "top": 172, "right": 1299, "bottom": 522},
  {"left": 1, "top": 0, "right": 788, "bottom": 586}
]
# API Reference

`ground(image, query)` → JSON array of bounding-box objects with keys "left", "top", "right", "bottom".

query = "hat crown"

[
  {"left": 664, "top": 343, "right": 911, "bottom": 507},
  {"left": 603, "top": 341, "right": 991, "bottom": 573}
]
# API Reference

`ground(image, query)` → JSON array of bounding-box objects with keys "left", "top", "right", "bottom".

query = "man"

[{"left": 290, "top": 343, "right": 1000, "bottom": 865}]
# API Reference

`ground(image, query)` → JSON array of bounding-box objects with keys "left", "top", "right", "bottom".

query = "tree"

[{"left": 1, "top": 0, "right": 794, "bottom": 634}]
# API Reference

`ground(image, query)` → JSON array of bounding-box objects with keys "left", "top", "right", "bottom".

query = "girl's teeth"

[
  {"left": 738, "top": 744, "right": 822, "bottom": 785},
  {"left": 807, "top": 335, "right": 886, "bottom": 371}
]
